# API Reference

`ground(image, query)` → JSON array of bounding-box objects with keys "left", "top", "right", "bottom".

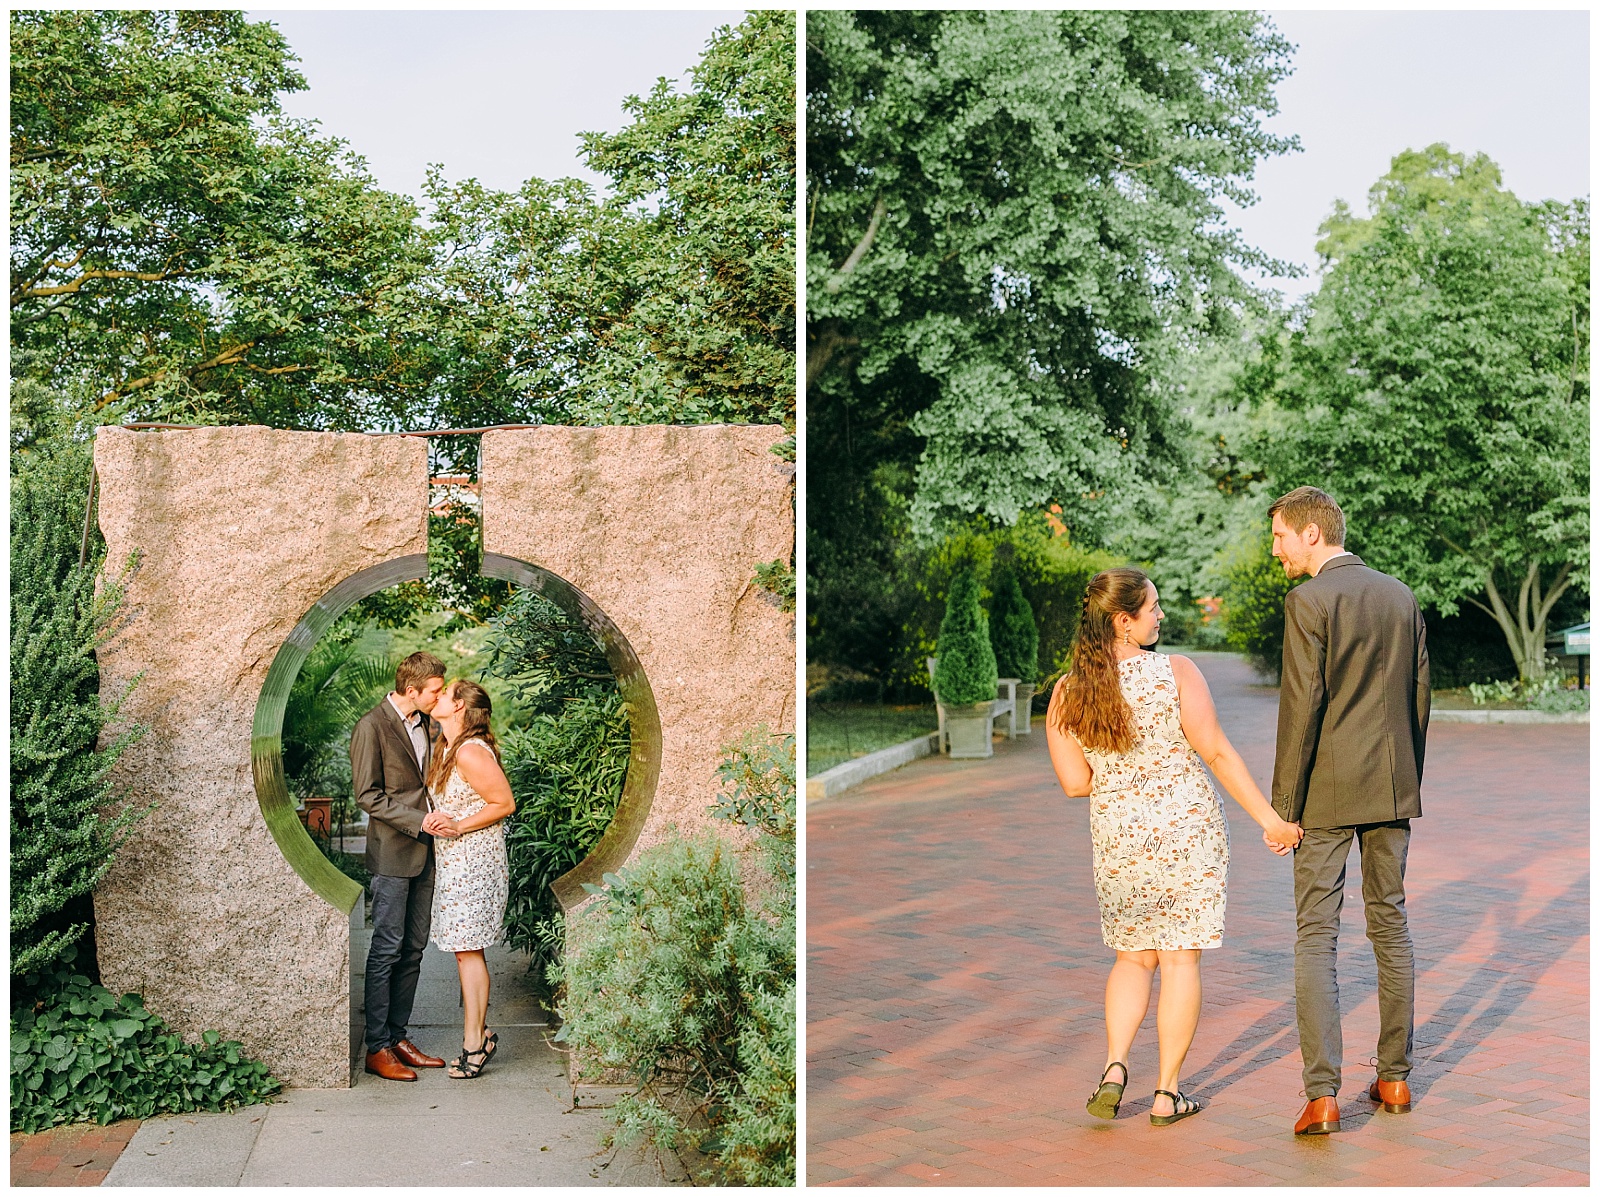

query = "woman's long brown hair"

[
  {"left": 426, "top": 679, "right": 502, "bottom": 793},
  {"left": 1049, "top": 567, "right": 1152, "bottom": 754}
]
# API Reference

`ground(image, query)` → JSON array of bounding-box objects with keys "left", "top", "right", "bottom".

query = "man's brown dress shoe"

[
  {"left": 394, "top": 1039, "right": 445, "bottom": 1069},
  {"left": 364, "top": 1046, "right": 417, "bottom": 1082},
  {"left": 1294, "top": 1096, "right": 1341, "bottom": 1135},
  {"left": 1368, "top": 1077, "right": 1412, "bottom": 1113}
]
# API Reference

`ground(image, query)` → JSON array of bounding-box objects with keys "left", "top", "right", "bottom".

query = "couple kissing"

[{"left": 351, "top": 653, "right": 516, "bottom": 1083}]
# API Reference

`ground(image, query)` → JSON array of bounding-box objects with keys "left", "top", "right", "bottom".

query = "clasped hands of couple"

[
  {"left": 421, "top": 810, "right": 463, "bottom": 839},
  {"left": 1263, "top": 817, "right": 1303, "bottom": 857}
]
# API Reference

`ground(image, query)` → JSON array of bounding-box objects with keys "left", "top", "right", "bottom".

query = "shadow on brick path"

[{"left": 806, "top": 651, "right": 1588, "bottom": 1186}]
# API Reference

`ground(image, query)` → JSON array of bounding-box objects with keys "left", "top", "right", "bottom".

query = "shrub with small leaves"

[
  {"left": 1221, "top": 537, "right": 1303, "bottom": 683},
  {"left": 11, "top": 434, "right": 148, "bottom": 980},
  {"left": 555, "top": 732, "right": 797, "bottom": 1185},
  {"left": 11, "top": 962, "right": 281, "bottom": 1133}
]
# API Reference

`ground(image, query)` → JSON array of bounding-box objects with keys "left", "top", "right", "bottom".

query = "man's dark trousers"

[
  {"left": 364, "top": 854, "right": 434, "bottom": 1056},
  {"left": 1293, "top": 821, "right": 1415, "bottom": 1099}
]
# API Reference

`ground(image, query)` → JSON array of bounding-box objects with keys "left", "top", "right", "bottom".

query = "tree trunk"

[{"left": 1468, "top": 560, "right": 1572, "bottom": 683}]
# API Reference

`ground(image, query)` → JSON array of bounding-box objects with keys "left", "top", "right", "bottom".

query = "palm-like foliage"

[{"left": 281, "top": 627, "right": 394, "bottom": 801}]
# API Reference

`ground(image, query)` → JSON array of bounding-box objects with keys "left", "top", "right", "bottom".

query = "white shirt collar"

[{"left": 1312, "top": 550, "right": 1354, "bottom": 577}]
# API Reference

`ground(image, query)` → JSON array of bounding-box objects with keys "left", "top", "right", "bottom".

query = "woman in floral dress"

[
  {"left": 421, "top": 680, "right": 515, "bottom": 1079},
  {"left": 1047, "top": 567, "right": 1303, "bottom": 1125}
]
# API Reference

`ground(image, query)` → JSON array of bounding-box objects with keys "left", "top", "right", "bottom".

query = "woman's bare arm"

[
  {"left": 1044, "top": 680, "right": 1094, "bottom": 798},
  {"left": 1169, "top": 655, "right": 1300, "bottom": 852},
  {"left": 448, "top": 741, "right": 517, "bottom": 834}
]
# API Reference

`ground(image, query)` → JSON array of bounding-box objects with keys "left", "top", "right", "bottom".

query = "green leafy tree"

[
  {"left": 932, "top": 568, "right": 998, "bottom": 705},
  {"left": 413, "top": 12, "right": 795, "bottom": 449},
  {"left": 10, "top": 439, "right": 147, "bottom": 978},
  {"left": 10, "top": 10, "right": 430, "bottom": 430},
  {"left": 807, "top": 9, "right": 1297, "bottom": 542},
  {"left": 806, "top": 11, "right": 1297, "bottom": 691},
  {"left": 987, "top": 564, "right": 1039, "bottom": 683},
  {"left": 1271, "top": 145, "right": 1589, "bottom": 680}
]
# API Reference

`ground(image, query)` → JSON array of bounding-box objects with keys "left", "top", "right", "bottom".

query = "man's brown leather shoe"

[
  {"left": 1294, "top": 1096, "right": 1341, "bottom": 1135},
  {"left": 394, "top": 1039, "right": 445, "bottom": 1068},
  {"left": 364, "top": 1047, "right": 417, "bottom": 1082},
  {"left": 1368, "top": 1077, "right": 1412, "bottom": 1113}
]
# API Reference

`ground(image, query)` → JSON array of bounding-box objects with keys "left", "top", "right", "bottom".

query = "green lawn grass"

[{"left": 807, "top": 703, "right": 939, "bottom": 776}]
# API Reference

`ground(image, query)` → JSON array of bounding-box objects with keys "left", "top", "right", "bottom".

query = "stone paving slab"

[
  {"left": 807, "top": 652, "right": 1589, "bottom": 1186},
  {"left": 100, "top": 934, "right": 684, "bottom": 1186}
]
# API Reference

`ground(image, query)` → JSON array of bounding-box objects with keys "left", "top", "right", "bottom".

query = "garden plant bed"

[{"left": 806, "top": 703, "right": 938, "bottom": 775}]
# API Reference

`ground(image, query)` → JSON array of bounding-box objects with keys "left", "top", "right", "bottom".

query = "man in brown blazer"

[
  {"left": 1268, "top": 486, "right": 1429, "bottom": 1136},
  {"left": 351, "top": 651, "right": 455, "bottom": 1081}
]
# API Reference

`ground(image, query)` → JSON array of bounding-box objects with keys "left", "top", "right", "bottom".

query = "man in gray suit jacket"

[
  {"left": 1269, "top": 486, "right": 1429, "bottom": 1137},
  {"left": 350, "top": 651, "right": 455, "bottom": 1081}
]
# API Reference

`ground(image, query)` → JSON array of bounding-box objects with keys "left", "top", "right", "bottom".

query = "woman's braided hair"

[{"left": 1048, "top": 567, "right": 1152, "bottom": 753}]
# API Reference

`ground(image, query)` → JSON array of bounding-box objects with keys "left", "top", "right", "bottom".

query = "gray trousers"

[
  {"left": 1293, "top": 820, "right": 1414, "bottom": 1098},
  {"left": 364, "top": 854, "right": 435, "bottom": 1055}
]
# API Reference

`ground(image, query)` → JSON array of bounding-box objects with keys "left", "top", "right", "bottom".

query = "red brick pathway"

[
  {"left": 10, "top": 1120, "right": 139, "bottom": 1187},
  {"left": 806, "top": 653, "right": 1588, "bottom": 1185}
]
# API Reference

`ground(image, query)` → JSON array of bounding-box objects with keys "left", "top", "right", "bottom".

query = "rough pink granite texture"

[
  {"left": 93, "top": 426, "right": 428, "bottom": 1088},
  {"left": 480, "top": 424, "right": 796, "bottom": 867}
]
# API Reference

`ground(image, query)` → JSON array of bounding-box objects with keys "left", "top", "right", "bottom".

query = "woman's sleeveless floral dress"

[
  {"left": 428, "top": 738, "right": 510, "bottom": 953},
  {"left": 1079, "top": 653, "right": 1230, "bottom": 950}
]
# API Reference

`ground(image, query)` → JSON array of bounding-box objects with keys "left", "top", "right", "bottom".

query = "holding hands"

[
  {"left": 422, "top": 810, "right": 461, "bottom": 839},
  {"left": 1263, "top": 817, "right": 1303, "bottom": 856}
]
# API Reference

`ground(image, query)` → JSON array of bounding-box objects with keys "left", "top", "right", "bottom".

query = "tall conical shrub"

[
  {"left": 989, "top": 565, "right": 1039, "bottom": 682},
  {"left": 932, "top": 568, "right": 998, "bottom": 706}
]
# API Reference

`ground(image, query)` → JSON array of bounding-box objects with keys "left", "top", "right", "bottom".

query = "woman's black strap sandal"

[
  {"left": 449, "top": 1042, "right": 492, "bottom": 1079},
  {"left": 480, "top": 1029, "right": 499, "bottom": 1068},
  {"left": 1150, "top": 1089, "right": 1202, "bottom": 1126},
  {"left": 1086, "top": 1061, "right": 1128, "bottom": 1119}
]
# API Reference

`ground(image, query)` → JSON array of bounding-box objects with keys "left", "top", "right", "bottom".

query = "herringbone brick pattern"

[{"left": 807, "top": 653, "right": 1588, "bottom": 1186}]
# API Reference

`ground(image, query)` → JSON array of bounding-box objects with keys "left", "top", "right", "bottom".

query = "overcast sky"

[
  {"left": 250, "top": 10, "right": 743, "bottom": 200},
  {"left": 249, "top": 9, "right": 1586, "bottom": 304},
  {"left": 1229, "top": 9, "right": 1590, "bottom": 301}
]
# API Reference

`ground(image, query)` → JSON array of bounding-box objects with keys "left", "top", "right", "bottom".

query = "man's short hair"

[
  {"left": 1269, "top": 486, "right": 1346, "bottom": 548},
  {"left": 395, "top": 651, "right": 446, "bottom": 696}
]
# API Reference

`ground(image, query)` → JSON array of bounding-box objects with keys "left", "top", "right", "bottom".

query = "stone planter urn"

[
  {"left": 946, "top": 701, "right": 996, "bottom": 759},
  {"left": 1014, "top": 683, "right": 1037, "bottom": 734}
]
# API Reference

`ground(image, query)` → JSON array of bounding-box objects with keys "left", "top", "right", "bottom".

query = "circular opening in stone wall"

[{"left": 250, "top": 556, "right": 661, "bottom": 918}]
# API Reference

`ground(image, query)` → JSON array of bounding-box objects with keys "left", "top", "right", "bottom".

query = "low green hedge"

[{"left": 11, "top": 965, "right": 281, "bottom": 1133}]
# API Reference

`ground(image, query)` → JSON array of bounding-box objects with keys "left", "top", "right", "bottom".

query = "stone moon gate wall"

[{"left": 92, "top": 423, "right": 793, "bottom": 1088}]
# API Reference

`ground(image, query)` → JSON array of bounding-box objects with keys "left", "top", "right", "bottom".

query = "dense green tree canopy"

[
  {"left": 807, "top": 9, "right": 1297, "bottom": 541},
  {"left": 410, "top": 11, "right": 796, "bottom": 444},
  {"left": 10, "top": 10, "right": 429, "bottom": 430},
  {"left": 1268, "top": 145, "right": 1589, "bottom": 679},
  {"left": 12, "top": 10, "right": 796, "bottom": 442},
  {"left": 806, "top": 10, "right": 1297, "bottom": 679}
]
